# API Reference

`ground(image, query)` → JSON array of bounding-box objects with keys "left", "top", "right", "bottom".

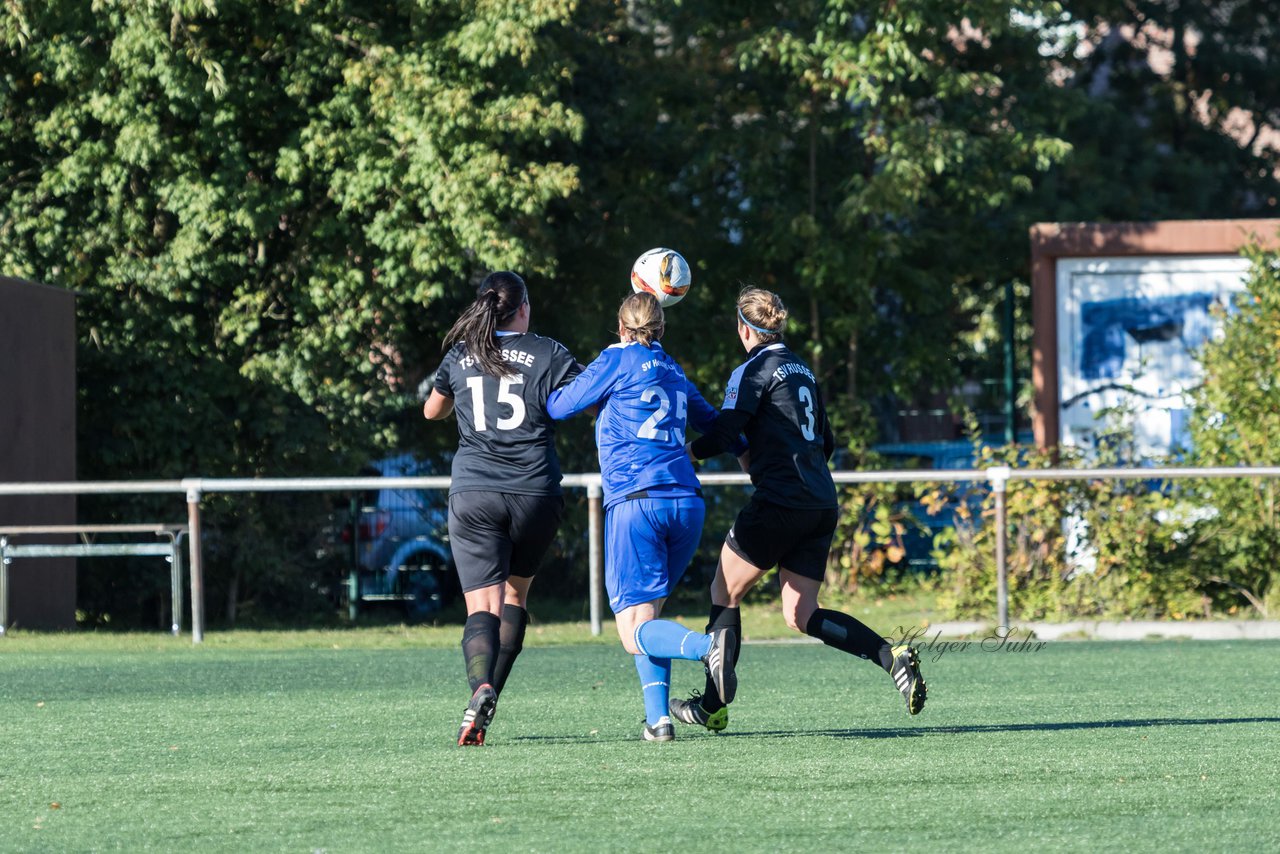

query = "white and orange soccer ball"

[{"left": 630, "top": 247, "right": 692, "bottom": 308}]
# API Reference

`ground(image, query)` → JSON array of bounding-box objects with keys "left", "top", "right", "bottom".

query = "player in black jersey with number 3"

[
  {"left": 424, "top": 272, "right": 581, "bottom": 745},
  {"left": 670, "top": 287, "right": 926, "bottom": 732}
]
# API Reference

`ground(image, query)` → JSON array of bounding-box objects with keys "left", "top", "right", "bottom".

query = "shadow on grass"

[
  {"left": 741, "top": 716, "right": 1280, "bottom": 740},
  {"left": 511, "top": 716, "right": 1280, "bottom": 744}
]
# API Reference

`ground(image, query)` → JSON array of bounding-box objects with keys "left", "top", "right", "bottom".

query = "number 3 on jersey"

[
  {"left": 464, "top": 375, "right": 526, "bottom": 431},
  {"left": 637, "top": 385, "right": 687, "bottom": 443},
  {"left": 797, "top": 385, "right": 816, "bottom": 441}
]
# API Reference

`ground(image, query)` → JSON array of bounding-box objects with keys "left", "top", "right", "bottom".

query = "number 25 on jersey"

[{"left": 637, "top": 385, "right": 687, "bottom": 443}]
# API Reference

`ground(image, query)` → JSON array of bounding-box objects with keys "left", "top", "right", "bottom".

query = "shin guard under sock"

[
  {"left": 634, "top": 619, "right": 712, "bottom": 661},
  {"left": 461, "top": 611, "right": 501, "bottom": 693},
  {"left": 492, "top": 604, "right": 529, "bottom": 697},
  {"left": 805, "top": 608, "right": 893, "bottom": 672},
  {"left": 634, "top": 654, "right": 673, "bottom": 727}
]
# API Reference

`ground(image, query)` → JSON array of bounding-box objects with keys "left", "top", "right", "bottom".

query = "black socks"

[
  {"left": 700, "top": 604, "right": 741, "bottom": 712},
  {"left": 492, "top": 604, "right": 529, "bottom": 697},
  {"left": 695, "top": 606, "right": 893, "bottom": 712},
  {"left": 461, "top": 611, "right": 501, "bottom": 694},
  {"left": 805, "top": 608, "right": 894, "bottom": 672}
]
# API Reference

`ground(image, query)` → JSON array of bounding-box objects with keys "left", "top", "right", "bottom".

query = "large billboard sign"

[
  {"left": 1031, "top": 220, "right": 1280, "bottom": 456},
  {"left": 1055, "top": 255, "right": 1250, "bottom": 456}
]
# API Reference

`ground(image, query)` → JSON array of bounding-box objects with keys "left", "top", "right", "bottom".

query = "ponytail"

[
  {"left": 444, "top": 272, "right": 528, "bottom": 377},
  {"left": 618, "top": 292, "right": 665, "bottom": 346},
  {"left": 736, "top": 287, "right": 787, "bottom": 344}
]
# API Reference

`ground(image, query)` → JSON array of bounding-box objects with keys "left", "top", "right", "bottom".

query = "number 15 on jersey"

[{"left": 464, "top": 375, "right": 526, "bottom": 431}]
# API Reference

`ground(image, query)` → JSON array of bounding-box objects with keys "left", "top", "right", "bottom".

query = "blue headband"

[{"left": 738, "top": 307, "right": 780, "bottom": 336}]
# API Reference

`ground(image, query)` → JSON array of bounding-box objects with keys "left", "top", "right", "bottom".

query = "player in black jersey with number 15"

[
  {"left": 670, "top": 287, "right": 927, "bottom": 732},
  {"left": 424, "top": 272, "right": 581, "bottom": 745}
]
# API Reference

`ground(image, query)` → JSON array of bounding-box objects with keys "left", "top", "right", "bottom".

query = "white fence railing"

[
  {"left": 0, "top": 524, "right": 188, "bottom": 636},
  {"left": 4, "top": 465, "right": 1280, "bottom": 642}
]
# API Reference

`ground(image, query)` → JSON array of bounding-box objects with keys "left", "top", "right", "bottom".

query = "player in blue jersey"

[
  {"left": 547, "top": 292, "right": 737, "bottom": 742},
  {"left": 424, "top": 271, "right": 581, "bottom": 745},
  {"left": 669, "top": 287, "right": 926, "bottom": 731}
]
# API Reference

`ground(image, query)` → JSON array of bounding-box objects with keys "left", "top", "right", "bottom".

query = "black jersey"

[
  {"left": 710, "top": 342, "right": 837, "bottom": 509},
  {"left": 433, "top": 331, "right": 580, "bottom": 496}
]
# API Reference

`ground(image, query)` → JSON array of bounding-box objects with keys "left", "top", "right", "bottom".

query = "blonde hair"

[
  {"left": 737, "top": 287, "right": 787, "bottom": 343},
  {"left": 618, "top": 292, "right": 665, "bottom": 345}
]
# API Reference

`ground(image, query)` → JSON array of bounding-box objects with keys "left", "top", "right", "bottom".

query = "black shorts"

[
  {"left": 725, "top": 496, "right": 838, "bottom": 581},
  {"left": 448, "top": 491, "right": 565, "bottom": 593}
]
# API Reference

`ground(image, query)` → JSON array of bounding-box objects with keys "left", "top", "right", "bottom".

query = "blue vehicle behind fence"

[{"left": 340, "top": 455, "right": 455, "bottom": 622}]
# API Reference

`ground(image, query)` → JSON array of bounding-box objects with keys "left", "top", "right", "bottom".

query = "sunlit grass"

[
  {"left": 0, "top": 588, "right": 940, "bottom": 653},
  {"left": 2, "top": 634, "right": 1277, "bottom": 851}
]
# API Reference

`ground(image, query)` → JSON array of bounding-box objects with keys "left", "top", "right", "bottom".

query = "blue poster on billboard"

[{"left": 1055, "top": 256, "right": 1251, "bottom": 458}]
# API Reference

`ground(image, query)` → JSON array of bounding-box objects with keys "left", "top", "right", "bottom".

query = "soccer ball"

[{"left": 630, "top": 248, "right": 692, "bottom": 307}]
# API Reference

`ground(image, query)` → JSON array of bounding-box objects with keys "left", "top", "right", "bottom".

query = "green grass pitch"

[{"left": 2, "top": 635, "right": 1278, "bottom": 851}]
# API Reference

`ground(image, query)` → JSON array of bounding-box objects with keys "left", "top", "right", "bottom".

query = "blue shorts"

[{"left": 604, "top": 496, "right": 706, "bottom": 613}]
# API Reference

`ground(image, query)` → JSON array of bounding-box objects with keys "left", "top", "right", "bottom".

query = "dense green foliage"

[
  {"left": 931, "top": 441, "right": 1211, "bottom": 621},
  {"left": 1034, "top": 0, "right": 1280, "bottom": 221},
  {"left": 1188, "top": 246, "right": 1280, "bottom": 617},
  {"left": 2, "top": 1, "right": 1277, "bottom": 623},
  {"left": 927, "top": 242, "right": 1280, "bottom": 623},
  {"left": 2, "top": 0, "right": 582, "bottom": 477}
]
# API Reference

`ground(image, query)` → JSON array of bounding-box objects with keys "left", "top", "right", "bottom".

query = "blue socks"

[
  {"left": 634, "top": 619, "right": 712, "bottom": 661},
  {"left": 632, "top": 621, "right": 713, "bottom": 726},
  {"left": 634, "top": 654, "right": 672, "bottom": 726}
]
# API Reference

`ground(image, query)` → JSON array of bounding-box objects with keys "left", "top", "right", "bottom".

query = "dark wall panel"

[{"left": 0, "top": 276, "right": 77, "bottom": 630}]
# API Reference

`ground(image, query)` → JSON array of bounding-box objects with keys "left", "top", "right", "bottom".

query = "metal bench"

[{"left": 0, "top": 524, "right": 188, "bottom": 636}]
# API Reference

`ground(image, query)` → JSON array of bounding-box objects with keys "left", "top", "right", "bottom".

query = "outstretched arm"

[
  {"left": 685, "top": 380, "right": 749, "bottom": 458},
  {"left": 689, "top": 408, "right": 751, "bottom": 460},
  {"left": 547, "top": 350, "right": 617, "bottom": 420}
]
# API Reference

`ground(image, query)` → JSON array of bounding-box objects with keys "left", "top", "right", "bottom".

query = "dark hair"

[{"left": 443, "top": 271, "right": 528, "bottom": 377}]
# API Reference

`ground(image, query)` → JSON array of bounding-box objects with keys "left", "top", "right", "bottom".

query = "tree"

[
  {"left": 654, "top": 1, "right": 1069, "bottom": 444},
  {"left": 1, "top": 1, "right": 582, "bottom": 476},
  {"left": 1029, "top": 1, "right": 1280, "bottom": 221},
  {"left": 1188, "top": 244, "right": 1280, "bottom": 617},
  {"left": 0, "top": 0, "right": 582, "bottom": 623}
]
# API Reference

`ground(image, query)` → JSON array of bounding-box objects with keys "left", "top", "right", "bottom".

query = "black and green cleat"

[
  {"left": 889, "top": 644, "right": 927, "bottom": 715},
  {"left": 669, "top": 692, "right": 729, "bottom": 732}
]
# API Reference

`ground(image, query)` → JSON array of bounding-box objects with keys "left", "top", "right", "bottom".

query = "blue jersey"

[{"left": 548, "top": 341, "right": 716, "bottom": 508}]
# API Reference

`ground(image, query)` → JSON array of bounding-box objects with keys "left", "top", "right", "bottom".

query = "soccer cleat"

[
  {"left": 889, "top": 644, "right": 927, "bottom": 715},
  {"left": 701, "top": 627, "right": 737, "bottom": 705},
  {"left": 643, "top": 716, "right": 675, "bottom": 742},
  {"left": 457, "top": 683, "right": 498, "bottom": 746},
  {"left": 669, "top": 692, "right": 729, "bottom": 732}
]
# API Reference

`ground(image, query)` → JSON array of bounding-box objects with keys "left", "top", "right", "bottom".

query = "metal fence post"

[
  {"left": 184, "top": 481, "right": 205, "bottom": 644},
  {"left": 587, "top": 479, "right": 603, "bottom": 637},
  {"left": 988, "top": 466, "right": 1012, "bottom": 630},
  {"left": 169, "top": 531, "right": 184, "bottom": 637},
  {"left": 0, "top": 536, "right": 9, "bottom": 637}
]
